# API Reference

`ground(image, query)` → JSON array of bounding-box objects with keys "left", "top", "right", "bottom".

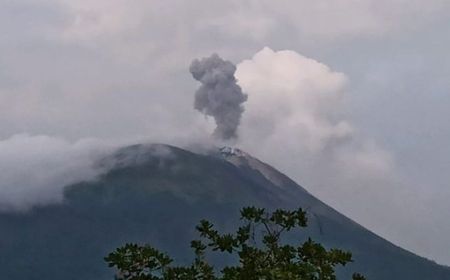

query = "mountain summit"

[{"left": 0, "top": 143, "right": 449, "bottom": 280}]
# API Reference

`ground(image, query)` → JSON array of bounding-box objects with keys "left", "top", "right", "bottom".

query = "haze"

[{"left": 1, "top": 0, "right": 450, "bottom": 265}]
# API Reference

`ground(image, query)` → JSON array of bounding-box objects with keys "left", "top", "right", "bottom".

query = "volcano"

[{"left": 0, "top": 143, "right": 449, "bottom": 279}]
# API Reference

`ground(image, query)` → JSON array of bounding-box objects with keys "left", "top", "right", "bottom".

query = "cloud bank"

[{"left": 0, "top": 135, "right": 117, "bottom": 211}]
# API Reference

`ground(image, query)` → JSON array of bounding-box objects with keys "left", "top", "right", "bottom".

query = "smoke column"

[{"left": 190, "top": 54, "right": 247, "bottom": 140}]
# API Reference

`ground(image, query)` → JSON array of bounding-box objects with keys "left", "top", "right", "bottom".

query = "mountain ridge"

[{"left": 0, "top": 143, "right": 448, "bottom": 279}]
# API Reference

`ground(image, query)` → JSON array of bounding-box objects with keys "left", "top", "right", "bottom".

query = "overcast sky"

[{"left": 1, "top": 0, "right": 450, "bottom": 265}]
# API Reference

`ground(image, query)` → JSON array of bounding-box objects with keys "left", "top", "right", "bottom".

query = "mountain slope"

[{"left": 0, "top": 143, "right": 448, "bottom": 279}]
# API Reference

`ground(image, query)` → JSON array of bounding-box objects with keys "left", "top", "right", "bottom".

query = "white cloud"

[
  {"left": 0, "top": 131, "right": 215, "bottom": 212},
  {"left": 235, "top": 47, "right": 394, "bottom": 185},
  {"left": 0, "top": 134, "right": 117, "bottom": 211},
  {"left": 236, "top": 47, "right": 352, "bottom": 153}
]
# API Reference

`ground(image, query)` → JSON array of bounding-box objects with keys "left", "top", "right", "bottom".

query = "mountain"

[{"left": 0, "top": 143, "right": 449, "bottom": 279}]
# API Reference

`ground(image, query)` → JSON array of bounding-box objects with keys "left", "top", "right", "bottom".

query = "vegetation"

[{"left": 105, "top": 206, "right": 365, "bottom": 280}]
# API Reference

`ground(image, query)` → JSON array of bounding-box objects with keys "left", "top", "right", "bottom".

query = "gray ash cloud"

[{"left": 190, "top": 54, "right": 247, "bottom": 140}]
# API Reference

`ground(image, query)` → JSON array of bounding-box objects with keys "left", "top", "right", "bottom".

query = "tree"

[{"left": 105, "top": 206, "right": 366, "bottom": 280}]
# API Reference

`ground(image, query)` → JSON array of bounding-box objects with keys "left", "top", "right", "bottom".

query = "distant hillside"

[{"left": 0, "top": 143, "right": 448, "bottom": 280}]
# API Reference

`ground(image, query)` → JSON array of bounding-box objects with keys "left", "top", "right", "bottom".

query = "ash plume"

[{"left": 190, "top": 54, "right": 247, "bottom": 140}]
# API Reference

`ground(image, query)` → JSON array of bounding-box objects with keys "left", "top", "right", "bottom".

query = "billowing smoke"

[{"left": 190, "top": 54, "right": 247, "bottom": 140}]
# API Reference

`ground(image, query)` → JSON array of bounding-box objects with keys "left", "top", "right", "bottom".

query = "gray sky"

[{"left": 1, "top": 0, "right": 450, "bottom": 265}]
